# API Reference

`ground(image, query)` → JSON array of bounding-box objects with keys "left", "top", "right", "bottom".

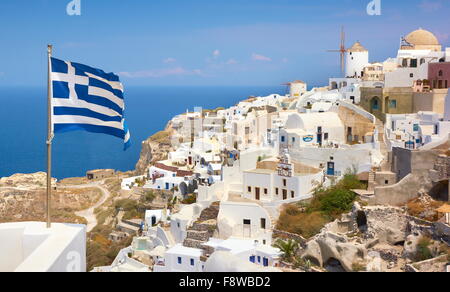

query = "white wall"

[
  {"left": 217, "top": 202, "right": 272, "bottom": 244},
  {"left": 0, "top": 222, "right": 86, "bottom": 272},
  {"left": 346, "top": 51, "right": 369, "bottom": 78}
]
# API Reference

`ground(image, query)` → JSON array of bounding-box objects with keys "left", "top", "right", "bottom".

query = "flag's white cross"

[{"left": 52, "top": 62, "right": 89, "bottom": 101}]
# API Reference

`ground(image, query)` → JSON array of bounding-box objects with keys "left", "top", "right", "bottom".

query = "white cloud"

[
  {"left": 213, "top": 49, "right": 221, "bottom": 58},
  {"left": 251, "top": 53, "right": 272, "bottom": 62},
  {"left": 119, "top": 67, "right": 201, "bottom": 78},
  {"left": 163, "top": 57, "right": 177, "bottom": 63}
]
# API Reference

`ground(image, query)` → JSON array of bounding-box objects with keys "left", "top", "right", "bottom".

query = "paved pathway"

[{"left": 71, "top": 182, "right": 111, "bottom": 232}]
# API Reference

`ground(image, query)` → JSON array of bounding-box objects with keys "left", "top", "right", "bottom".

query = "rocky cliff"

[{"left": 135, "top": 121, "right": 174, "bottom": 174}]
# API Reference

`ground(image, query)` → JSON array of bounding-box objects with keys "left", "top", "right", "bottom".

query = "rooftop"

[
  {"left": 166, "top": 244, "right": 203, "bottom": 257},
  {"left": 0, "top": 222, "right": 86, "bottom": 272}
]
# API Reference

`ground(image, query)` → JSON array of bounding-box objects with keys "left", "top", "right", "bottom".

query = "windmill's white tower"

[
  {"left": 289, "top": 80, "right": 307, "bottom": 97},
  {"left": 345, "top": 41, "right": 369, "bottom": 78}
]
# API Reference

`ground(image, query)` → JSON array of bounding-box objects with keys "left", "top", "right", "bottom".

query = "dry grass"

[
  {"left": 149, "top": 130, "right": 172, "bottom": 144},
  {"left": 406, "top": 198, "right": 444, "bottom": 222},
  {"left": 276, "top": 205, "right": 330, "bottom": 239}
]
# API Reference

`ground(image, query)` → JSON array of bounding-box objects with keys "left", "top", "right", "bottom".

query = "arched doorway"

[
  {"left": 370, "top": 96, "right": 381, "bottom": 113},
  {"left": 325, "top": 258, "right": 346, "bottom": 272},
  {"left": 356, "top": 211, "right": 368, "bottom": 232}
]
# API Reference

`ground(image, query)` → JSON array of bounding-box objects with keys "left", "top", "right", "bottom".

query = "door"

[
  {"left": 347, "top": 127, "right": 353, "bottom": 143},
  {"left": 243, "top": 219, "right": 251, "bottom": 238},
  {"left": 261, "top": 218, "right": 266, "bottom": 230},
  {"left": 282, "top": 189, "right": 287, "bottom": 200},
  {"left": 255, "top": 187, "right": 260, "bottom": 200},
  {"left": 317, "top": 134, "right": 322, "bottom": 146},
  {"left": 327, "top": 162, "right": 335, "bottom": 176}
]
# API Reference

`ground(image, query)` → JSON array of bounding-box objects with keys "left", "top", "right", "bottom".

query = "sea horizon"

[{"left": 0, "top": 85, "right": 289, "bottom": 179}]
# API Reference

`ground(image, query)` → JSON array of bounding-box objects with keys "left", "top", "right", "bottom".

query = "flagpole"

[{"left": 46, "top": 44, "right": 53, "bottom": 228}]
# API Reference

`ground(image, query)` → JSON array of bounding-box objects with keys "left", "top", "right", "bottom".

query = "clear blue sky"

[{"left": 0, "top": 0, "right": 449, "bottom": 87}]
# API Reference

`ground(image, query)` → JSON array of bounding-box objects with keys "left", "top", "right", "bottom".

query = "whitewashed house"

[
  {"left": 153, "top": 244, "right": 204, "bottom": 272},
  {"left": 204, "top": 238, "right": 281, "bottom": 268},
  {"left": 242, "top": 151, "right": 323, "bottom": 204}
]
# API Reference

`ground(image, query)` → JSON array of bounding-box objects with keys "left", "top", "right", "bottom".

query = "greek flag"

[{"left": 50, "top": 58, "right": 131, "bottom": 149}]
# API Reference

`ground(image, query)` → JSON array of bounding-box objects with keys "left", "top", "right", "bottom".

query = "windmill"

[{"left": 327, "top": 26, "right": 347, "bottom": 77}]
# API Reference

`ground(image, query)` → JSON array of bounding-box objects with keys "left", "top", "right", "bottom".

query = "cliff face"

[
  {"left": 135, "top": 140, "right": 154, "bottom": 174},
  {"left": 135, "top": 122, "right": 174, "bottom": 175}
]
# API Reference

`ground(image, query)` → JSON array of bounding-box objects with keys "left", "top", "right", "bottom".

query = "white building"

[
  {"left": 385, "top": 29, "right": 446, "bottom": 88},
  {"left": 385, "top": 111, "right": 450, "bottom": 150},
  {"left": 145, "top": 209, "right": 170, "bottom": 227},
  {"left": 346, "top": 41, "right": 369, "bottom": 78},
  {"left": 121, "top": 175, "right": 146, "bottom": 191},
  {"left": 204, "top": 238, "right": 281, "bottom": 268},
  {"left": 0, "top": 222, "right": 86, "bottom": 272},
  {"left": 289, "top": 80, "right": 307, "bottom": 97},
  {"left": 217, "top": 201, "right": 274, "bottom": 244},
  {"left": 281, "top": 112, "right": 346, "bottom": 147},
  {"left": 242, "top": 153, "right": 323, "bottom": 204},
  {"left": 153, "top": 244, "right": 204, "bottom": 272}
]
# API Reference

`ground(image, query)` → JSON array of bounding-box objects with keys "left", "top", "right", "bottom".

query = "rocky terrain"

[
  {"left": 135, "top": 122, "right": 174, "bottom": 174},
  {"left": 0, "top": 173, "right": 102, "bottom": 224},
  {"left": 298, "top": 202, "right": 450, "bottom": 272}
]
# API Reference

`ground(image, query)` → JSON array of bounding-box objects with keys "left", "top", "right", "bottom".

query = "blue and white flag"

[{"left": 50, "top": 58, "right": 131, "bottom": 149}]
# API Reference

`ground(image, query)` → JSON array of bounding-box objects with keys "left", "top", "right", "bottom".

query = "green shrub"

[{"left": 415, "top": 237, "right": 433, "bottom": 262}]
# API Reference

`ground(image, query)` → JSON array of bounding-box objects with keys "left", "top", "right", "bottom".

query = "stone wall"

[{"left": 371, "top": 148, "right": 439, "bottom": 206}]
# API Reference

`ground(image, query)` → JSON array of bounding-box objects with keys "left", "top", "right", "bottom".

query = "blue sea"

[{"left": 0, "top": 86, "right": 284, "bottom": 179}]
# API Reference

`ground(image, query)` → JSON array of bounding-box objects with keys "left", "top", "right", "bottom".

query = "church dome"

[{"left": 405, "top": 28, "right": 440, "bottom": 46}]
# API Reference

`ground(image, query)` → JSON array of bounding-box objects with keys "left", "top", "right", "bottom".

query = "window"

[
  {"left": 190, "top": 259, "right": 195, "bottom": 266},
  {"left": 261, "top": 218, "right": 266, "bottom": 229},
  {"left": 258, "top": 256, "right": 261, "bottom": 263},
  {"left": 389, "top": 100, "right": 397, "bottom": 108},
  {"left": 324, "top": 133, "right": 329, "bottom": 140},
  {"left": 243, "top": 219, "right": 251, "bottom": 225},
  {"left": 263, "top": 258, "right": 269, "bottom": 267},
  {"left": 264, "top": 188, "right": 268, "bottom": 195},
  {"left": 413, "top": 124, "right": 419, "bottom": 132},
  {"left": 410, "top": 59, "right": 417, "bottom": 68},
  {"left": 410, "top": 73, "right": 414, "bottom": 78},
  {"left": 250, "top": 256, "right": 256, "bottom": 263},
  {"left": 275, "top": 188, "right": 279, "bottom": 195},
  {"left": 402, "top": 59, "right": 408, "bottom": 67},
  {"left": 439, "top": 70, "right": 443, "bottom": 77},
  {"left": 178, "top": 257, "right": 182, "bottom": 265},
  {"left": 420, "top": 58, "right": 425, "bottom": 65},
  {"left": 385, "top": 180, "right": 389, "bottom": 185},
  {"left": 248, "top": 186, "right": 252, "bottom": 193},
  {"left": 292, "top": 137, "right": 296, "bottom": 143},
  {"left": 283, "top": 179, "right": 287, "bottom": 187},
  {"left": 281, "top": 136, "right": 285, "bottom": 142},
  {"left": 291, "top": 191, "right": 295, "bottom": 198}
]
